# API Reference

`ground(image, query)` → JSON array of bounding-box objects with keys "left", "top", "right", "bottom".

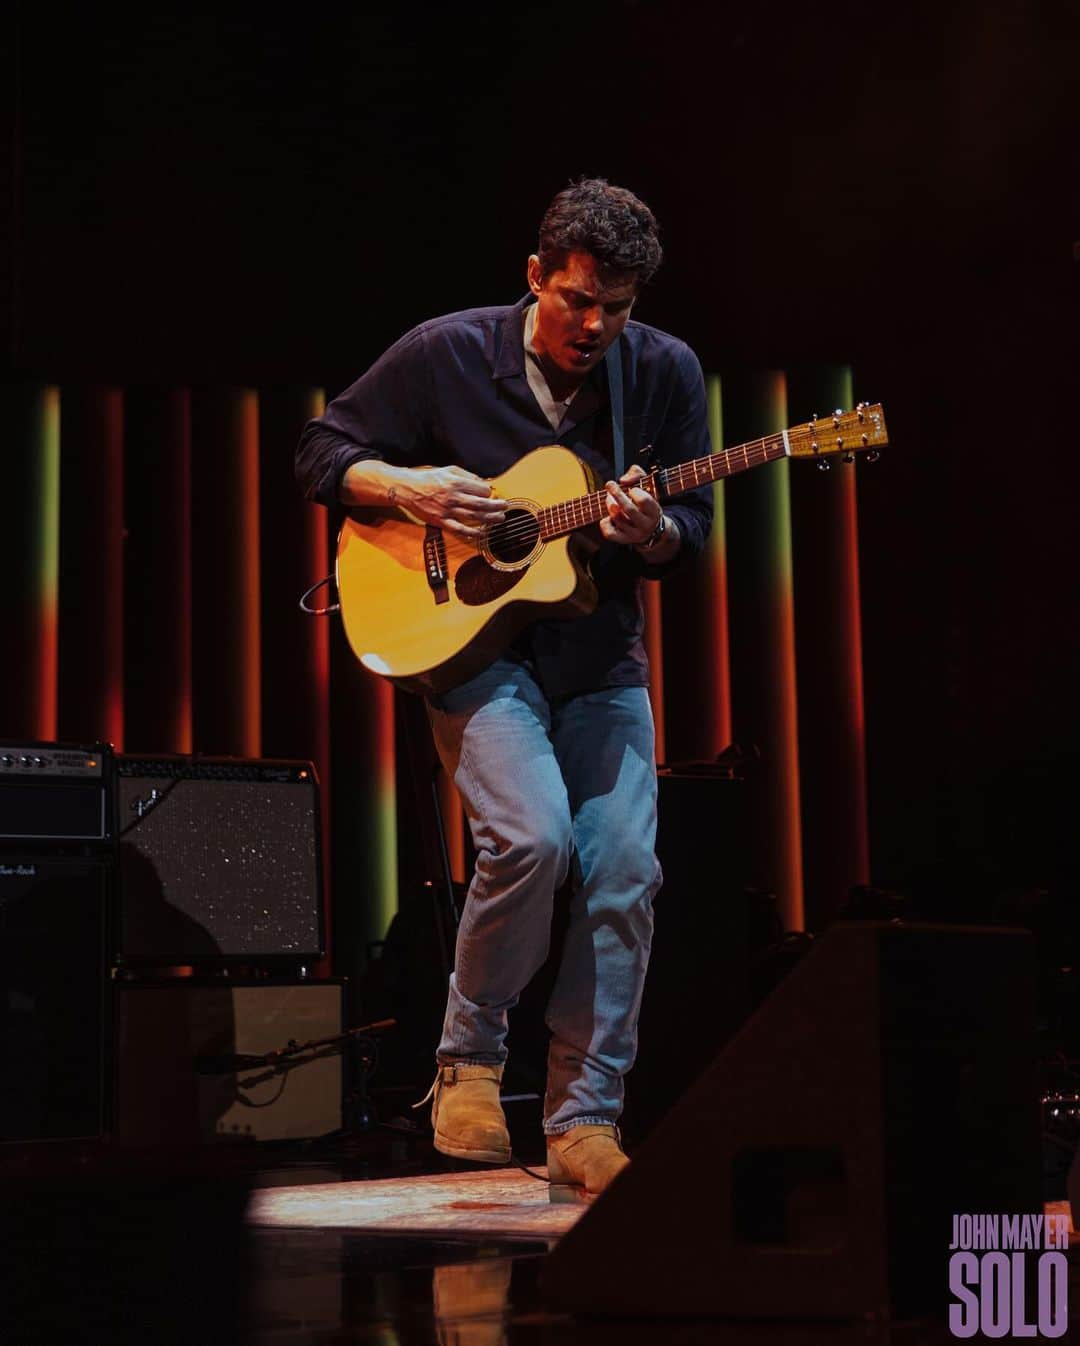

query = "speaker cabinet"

[
  {"left": 544, "top": 922, "right": 1041, "bottom": 1321},
  {"left": 627, "top": 769, "right": 749, "bottom": 1142},
  {"left": 115, "top": 756, "right": 323, "bottom": 966},
  {"left": 0, "top": 853, "right": 110, "bottom": 1143},
  {"left": 113, "top": 979, "right": 344, "bottom": 1145}
]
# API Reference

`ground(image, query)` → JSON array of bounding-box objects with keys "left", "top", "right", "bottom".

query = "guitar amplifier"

[
  {"left": 0, "top": 743, "right": 114, "bottom": 1143},
  {"left": 115, "top": 756, "right": 323, "bottom": 968},
  {"left": 113, "top": 979, "right": 345, "bottom": 1145},
  {"left": 0, "top": 852, "right": 111, "bottom": 1143},
  {"left": 0, "top": 741, "right": 114, "bottom": 848}
]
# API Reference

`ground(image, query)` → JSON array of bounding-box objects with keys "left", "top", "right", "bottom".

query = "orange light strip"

[
  {"left": 173, "top": 389, "right": 194, "bottom": 754},
  {"left": 305, "top": 388, "right": 334, "bottom": 973},
  {"left": 839, "top": 380, "right": 870, "bottom": 882},
  {"left": 304, "top": 388, "right": 331, "bottom": 775},
  {"left": 237, "top": 389, "right": 261, "bottom": 757},
  {"left": 102, "top": 388, "right": 125, "bottom": 750},
  {"left": 437, "top": 763, "right": 467, "bottom": 887},
  {"left": 644, "top": 583, "right": 666, "bottom": 763},
  {"left": 791, "top": 366, "right": 870, "bottom": 906}
]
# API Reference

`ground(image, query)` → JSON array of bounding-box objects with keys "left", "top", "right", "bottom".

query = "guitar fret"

[{"left": 539, "top": 428, "right": 798, "bottom": 540}]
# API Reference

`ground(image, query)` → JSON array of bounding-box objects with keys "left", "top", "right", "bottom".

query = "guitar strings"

[
  {"left": 509, "top": 417, "right": 878, "bottom": 542},
  {"left": 480, "top": 421, "right": 877, "bottom": 546},
  {"left": 483, "top": 439, "right": 785, "bottom": 546}
]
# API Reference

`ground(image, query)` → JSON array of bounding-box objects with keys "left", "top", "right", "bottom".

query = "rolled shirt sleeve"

[{"left": 295, "top": 326, "right": 433, "bottom": 507}]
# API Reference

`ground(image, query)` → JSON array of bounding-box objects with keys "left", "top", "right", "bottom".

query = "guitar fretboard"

[{"left": 537, "top": 433, "right": 788, "bottom": 541}]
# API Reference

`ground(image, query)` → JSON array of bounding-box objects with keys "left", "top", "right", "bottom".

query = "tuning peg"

[{"left": 817, "top": 459, "right": 831, "bottom": 472}]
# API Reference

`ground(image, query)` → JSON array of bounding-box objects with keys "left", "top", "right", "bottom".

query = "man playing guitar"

[{"left": 296, "top": 178, "right": 714, "bottom": 1197}]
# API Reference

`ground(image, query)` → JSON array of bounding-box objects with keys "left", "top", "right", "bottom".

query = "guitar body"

[
  {"left": 336, "top": 444, "right": 601, "bottom": 694},
  {"left": 332, "top": 404, "right": 889, "bottom": 695}
]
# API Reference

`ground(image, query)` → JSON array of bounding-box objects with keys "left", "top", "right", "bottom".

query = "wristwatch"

[{"left": 635, "top": 513, "right": 668, "bottom": 551}]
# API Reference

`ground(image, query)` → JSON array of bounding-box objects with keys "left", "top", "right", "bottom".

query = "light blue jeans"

[{"left": 426, "top": 658, "right": 661, "bottom": 1134}]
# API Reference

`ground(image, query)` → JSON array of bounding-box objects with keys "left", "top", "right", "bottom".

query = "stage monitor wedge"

[{"left": 543, "top": 921, "right": 1041, "bottom": 1321}]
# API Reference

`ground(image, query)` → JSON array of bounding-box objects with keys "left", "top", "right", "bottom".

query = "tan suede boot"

[
  {"left": 546, "top": 1123, "right": 629, "bottom": 1201},
  {"left": 421, "top": 1063, "right": 511, "bottom": 1164}
]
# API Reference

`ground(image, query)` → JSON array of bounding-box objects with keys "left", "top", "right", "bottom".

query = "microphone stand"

[{"left": 195, "top": 1017, "right": 397, "bottom": 1134}]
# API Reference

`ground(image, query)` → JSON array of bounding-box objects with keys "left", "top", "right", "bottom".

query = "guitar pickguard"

[{"left": 454, "top": 555, "right": 529, "bottom": 606}]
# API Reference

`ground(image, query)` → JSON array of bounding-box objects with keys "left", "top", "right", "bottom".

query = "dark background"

[{"left": 4, "top": 0, "right": 1078, "bottom": 916}]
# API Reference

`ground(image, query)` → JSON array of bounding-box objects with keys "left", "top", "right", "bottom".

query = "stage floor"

[
  {"left": 243, "top": 1165, "right": 1080, "bottom": 1346},
  {"left": 7, "top": 1145, "right": 1080, "bottom": 1345}
]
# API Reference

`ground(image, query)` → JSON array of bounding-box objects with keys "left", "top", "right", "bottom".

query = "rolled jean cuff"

[
  {"left": 543, "top": 1115, "right": 619, "bottom": 1136},
  {"left": 436, "top": 1052, "right": 506, "bottom": 1067}
]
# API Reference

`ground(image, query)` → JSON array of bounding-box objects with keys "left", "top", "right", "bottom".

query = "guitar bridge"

[{"left": 423, "top": 526, "right": 450, "bottom": 605}]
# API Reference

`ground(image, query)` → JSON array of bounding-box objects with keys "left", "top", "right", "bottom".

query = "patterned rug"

[{"left": 247, "top": 1167, "right": 586, "bottom": 1241}]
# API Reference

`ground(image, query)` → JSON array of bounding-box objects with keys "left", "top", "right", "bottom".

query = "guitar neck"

[{"left": 538, "top": 433, "right": 788, "bottom": 542}]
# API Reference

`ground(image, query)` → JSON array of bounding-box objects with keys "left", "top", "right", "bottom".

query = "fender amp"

[{"left": 115, "top": 756, "right": 323, "bottom": 968}]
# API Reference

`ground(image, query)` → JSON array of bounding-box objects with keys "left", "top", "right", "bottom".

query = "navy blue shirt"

[{"left": 296, "top": 294, "right": 714, "bottom": 698}]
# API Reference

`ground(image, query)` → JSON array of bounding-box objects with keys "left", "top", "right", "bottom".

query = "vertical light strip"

[
  {"left": 763, "top": 372, "right": 804, "bottom": 929},
  {"left": 174, "top": 389, "right": 194, "bottom": 753},
  {"left": 33, "top": 385, "right": 60, "bottom": 741},
  {"left": 305, "top": 388, "right": 334, "bottom": 972},
  {"left": 305, "top": 389, "right": 331, "bottom": 770},
  {"left": 706, "top": 375, "right": 732, "bottom": 753},
  {"left": 374, "top": 680, "right": 398, "bottom": 935},
  {"left": 437, "top": 766, "right": 467, "bottom": 887},
  {"left": 103, "top": 389, "right": 125, "bottom": 750},
  {"left": 238, "top": 389, "right": 261, "bottom": 757},
  {"left": 786, "top": 365, "right": 870, "bottom": 922},
  {"left": 643, "top": 583, "right": 666, "bottom": 764},
  {"left": 836, "top": 368, "right": 870, "bottom": 882}
]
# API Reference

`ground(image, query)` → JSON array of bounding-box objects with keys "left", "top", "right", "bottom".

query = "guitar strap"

[{"left": 604, "top": 337, "right": 625, "bottom": 479}]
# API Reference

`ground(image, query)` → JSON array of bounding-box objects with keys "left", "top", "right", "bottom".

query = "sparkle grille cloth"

[{"left": 120, "top": 779, "right": 319, "bottom": 953}]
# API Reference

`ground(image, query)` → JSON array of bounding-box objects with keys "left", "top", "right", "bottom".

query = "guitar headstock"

[{"left": 786, "top": 402, "right": 888, "bottom": 462}]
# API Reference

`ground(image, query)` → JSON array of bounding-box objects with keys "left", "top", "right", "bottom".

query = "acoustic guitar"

[{"left": 335, "top": 403, "right": 887, "bottom": 694}]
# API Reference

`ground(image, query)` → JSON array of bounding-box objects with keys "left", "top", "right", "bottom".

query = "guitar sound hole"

[{"left": 487, "top": 509, "right": 540, "bottom": 566}]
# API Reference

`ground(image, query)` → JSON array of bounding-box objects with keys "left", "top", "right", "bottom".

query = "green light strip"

[
  {"left": 759, "top": 372, "right": 804, "bottom": 929},
  {"left": 374, "top": 678, "right": 398, "bottom": 938},
  {"left": 34, "top": 386, "right": 61, "bottom": 739},
  {"left": 706, "top": 375, "right": 731, "bottom": 751}
]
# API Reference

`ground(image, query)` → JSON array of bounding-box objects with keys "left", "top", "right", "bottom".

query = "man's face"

[{"left": 527, "top": 250, "right": 638, "bottom": 380}]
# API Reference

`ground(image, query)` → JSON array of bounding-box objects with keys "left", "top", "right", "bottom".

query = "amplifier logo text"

[{"left": 948, "top": 1213, "right": 1068, "bottom": 1338}]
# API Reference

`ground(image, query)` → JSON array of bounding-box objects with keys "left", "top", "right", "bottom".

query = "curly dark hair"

[{"left": 537, "top": 178, "right": 662, "bottom": 286}]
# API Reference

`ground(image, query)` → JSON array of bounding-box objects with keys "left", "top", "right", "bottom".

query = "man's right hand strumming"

[{"left": 339, "top": 461, "right": 507, "bottom": 540}]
